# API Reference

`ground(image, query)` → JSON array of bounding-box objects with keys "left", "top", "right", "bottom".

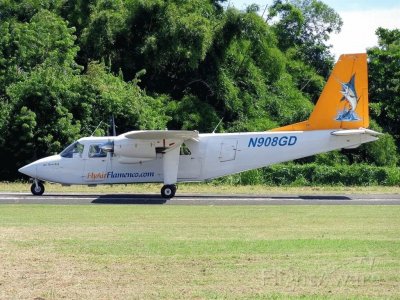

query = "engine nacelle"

[{"left": 114, "top": 138, "right": 157, "bottom": 159}]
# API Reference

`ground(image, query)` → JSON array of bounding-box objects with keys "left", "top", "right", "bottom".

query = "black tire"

[
  {"left": 31, "top": 182, "right": 45, "bottom": 196},
  {"left": 161, "top": 184, "right": 176, "bottom": 199}
]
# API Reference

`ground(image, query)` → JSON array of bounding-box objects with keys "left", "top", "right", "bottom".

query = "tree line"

[{"left": 0, "top": 0, "right": 399, "bottom": 181}]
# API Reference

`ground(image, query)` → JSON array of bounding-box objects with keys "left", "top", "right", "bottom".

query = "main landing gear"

[
  {"left": 161, "top": 184, "right": 177, "bottom": 199},
  {"left": 30, "top": 179, "right": 45, "bottom": 196}
]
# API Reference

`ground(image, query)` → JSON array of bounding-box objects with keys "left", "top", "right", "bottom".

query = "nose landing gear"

[
  {"left": 31, "top": 179, "right": 45, "bottom": 196},
  {"left": 161, "top": 184, "right": 177, "bottom": 199}
]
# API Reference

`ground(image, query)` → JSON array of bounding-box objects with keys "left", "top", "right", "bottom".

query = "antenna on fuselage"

[
  {"left": 212, "top": 117, "right": 224, "bottom": 134},
  {"left": 109, "top": 115, "right": 117, "bottom": 136},
  {"left": 90, "top": 121, "right": 103, "bottom": 137}
]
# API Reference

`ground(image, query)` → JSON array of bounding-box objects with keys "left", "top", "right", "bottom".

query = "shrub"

[{"left": 215, "top": 163, "right": 400, "bottom": 186}]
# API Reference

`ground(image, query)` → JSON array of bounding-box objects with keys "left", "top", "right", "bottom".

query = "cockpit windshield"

[{"left": 60, "top": 142, "right": 84, "bottom": 158}]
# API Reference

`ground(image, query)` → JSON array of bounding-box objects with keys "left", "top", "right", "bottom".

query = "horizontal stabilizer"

[
  {"left": 331, "top": 128, "right": 382, "bottom": 137},
  {"left": 124, "top": 130, "right": 199, "bottom": 140}
]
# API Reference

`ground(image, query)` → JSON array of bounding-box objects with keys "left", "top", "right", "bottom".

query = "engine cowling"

[{"left": 114, "top": 139, "right": 157, "bottom": 159}]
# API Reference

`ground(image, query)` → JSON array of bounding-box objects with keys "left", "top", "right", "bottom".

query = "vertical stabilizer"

[{"left": 272, "top": 53, "right": 369, "bottom": 131}]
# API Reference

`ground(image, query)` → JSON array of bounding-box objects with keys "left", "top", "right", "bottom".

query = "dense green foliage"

[
  {"left": 0, "top": 0, "right": 399, "bottom": 183},
  {"left": 368, "top": 28, "right": 400, "bottom": 146},
  {"left": 217, "top": 163, "right": 400, "bottom": 186}
]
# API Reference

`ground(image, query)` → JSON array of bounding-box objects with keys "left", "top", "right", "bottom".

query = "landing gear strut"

[
  {"left": 31, "top": 179, "right": 45, "bottom": 196},
  {"left": 161, "top": 184, "right": 177, "bottom": 199}
]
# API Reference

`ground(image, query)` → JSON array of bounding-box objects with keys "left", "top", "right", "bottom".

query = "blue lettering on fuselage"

[{"left": 248, "top": 136, "right": 297, "bottom": 148}]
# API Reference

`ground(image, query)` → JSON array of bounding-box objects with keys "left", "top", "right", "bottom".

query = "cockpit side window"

[
  {"left": 89, "top": 144, "right": 107, "bottom": 158},
  {"left": 60, "top": 142, "right": 84, "bottom": 158}
]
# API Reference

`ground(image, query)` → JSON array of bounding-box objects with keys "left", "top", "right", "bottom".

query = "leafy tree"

[
  {"left": 284, "top": 49, "right": 325, "bottom": 104},
  {"left": 74, "top": 1, "right": 322, "bottom": 134},
  {"left": 0, "top": 10, "right": 82, "bottom": 177},
  {"left": 5, "top": 65, "right": 82, "bottom": 160},
  {"left": 0, "top": 0, "right": 63, "bottom": 22},
  {"left": 0, "top": 106, "right": 36, "bottom": 179},
  {"left": 79, "top": 61, "right": 171, "bottom": 135},
  {"left": 167, "top": 94, "right": 219, "bottom": 132},
  {"left": 204, "top": 9, "right": 291, "bottom": 128},
  {"left": 268, "top": 0, "right": 342, "bottom": 77},
  {"left": 368, "top": 28, "right": 400, "bottom": 146},
  {"left": 0, "top": 10, "right": 80, "bottom": 95},
  {"left": 79, "top": 0, "right": 219, "bottom": 87},
  {"left": 59, "top": 0, "right": 98, "bottom": 36},
  {"left": 268, "top": 1, "right": 304, "bottom": 51},
  {"left": 0, "top": 99, "right": 11, "bottom": 146},
  {"left": 80, "top": 0, "right": 127, "bottom": 67}
]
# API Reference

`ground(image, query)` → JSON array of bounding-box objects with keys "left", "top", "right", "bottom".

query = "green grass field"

[{"left": 0, "top": 205, "right": 399, "bottom": 299}]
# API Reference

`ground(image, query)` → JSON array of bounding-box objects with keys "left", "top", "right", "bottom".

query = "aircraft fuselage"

[{"left": 19, "top": 130, "right": 377, "bottom": 186}]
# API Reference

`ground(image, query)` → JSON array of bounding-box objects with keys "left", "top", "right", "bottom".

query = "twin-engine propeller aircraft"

[{"left": 19, "top": 54, "right": 381, "bottom": 198}]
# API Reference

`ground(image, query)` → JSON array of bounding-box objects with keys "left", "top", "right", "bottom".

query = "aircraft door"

[
  {"left": 83, "top": 144, "right": 109, "bottom": 182},
  {"left": 178, "top": 143, "right": 202, "bottom": 179},
  {"left": 219, "top": 139, "right": 238, "bottom": 162}
]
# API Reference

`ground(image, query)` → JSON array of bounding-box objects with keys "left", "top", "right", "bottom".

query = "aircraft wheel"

[
  {"left": 31, "top": 181, "right": 45, "bottom": 196},
  {"left": 161, "top": 184, "right": 176, "bottom": 199}
]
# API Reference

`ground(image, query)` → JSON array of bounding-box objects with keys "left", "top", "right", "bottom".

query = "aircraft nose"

[{"left": 18, "top": 163, "right": 37, "bottom": 178}]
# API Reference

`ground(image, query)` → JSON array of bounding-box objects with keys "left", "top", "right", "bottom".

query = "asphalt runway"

[{"left": 0, "top": 192, "right": 400, "bottom": 205}]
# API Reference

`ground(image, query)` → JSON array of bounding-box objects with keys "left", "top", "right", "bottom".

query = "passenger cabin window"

[
  {"left": 89, "top": 144, "right": 107, "bottom": 158},
  {"left": 180, "top": 143, "right": 191, "bottom": 155},
  {"left": 60, "top": 142, "right": 84, "bottom": 158}
]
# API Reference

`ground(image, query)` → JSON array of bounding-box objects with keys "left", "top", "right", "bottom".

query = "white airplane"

[{"left": 19, "top": 54, "right": 381, "bottom": 198}]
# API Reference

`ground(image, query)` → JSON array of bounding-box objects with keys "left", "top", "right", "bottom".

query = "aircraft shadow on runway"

[
  {"left": 89, "top": 194, "right": 351, "bottom": 204},
  {"left": 170, "top": 195, "right": 351, "bottom": 200},
  {"left": 298, "top": 195, "right": 351, "bottom": 200},
  {"left": 92, "top": 194, "right": 168, "bottom": 204}
]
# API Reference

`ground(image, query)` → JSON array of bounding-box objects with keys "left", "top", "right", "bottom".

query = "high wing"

[
  {"left": 112, "top": 130, "right": 199, "bottom": 188},
  {"left": 111, "top": 130, "right": 199, "bottom": 161},
  {"left": 124, "top": 130, "right": 199, "bottom": 141}
]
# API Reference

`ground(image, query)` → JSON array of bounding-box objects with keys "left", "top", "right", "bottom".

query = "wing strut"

[
  {"left": 163, "top": 146, "right": 180, "bottom": 185},
  {"left": 160, "top": 146, "right": 181, "bottom": 199}
]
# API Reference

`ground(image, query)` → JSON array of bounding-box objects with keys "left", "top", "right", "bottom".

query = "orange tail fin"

[{"left": 271, "top": 53, "right": 369, "bottom": 131}]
